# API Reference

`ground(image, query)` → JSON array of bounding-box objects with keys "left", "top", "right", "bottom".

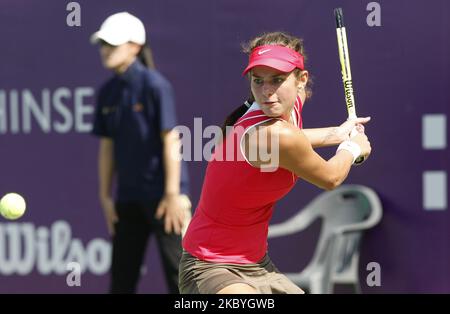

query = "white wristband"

[{"left": 336, "top": 140, "right": 362, "bottom": 164}]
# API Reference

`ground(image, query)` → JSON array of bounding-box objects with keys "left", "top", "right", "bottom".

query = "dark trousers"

[{"left": 110, "top": 200, "right": 182, "bottom": 294}]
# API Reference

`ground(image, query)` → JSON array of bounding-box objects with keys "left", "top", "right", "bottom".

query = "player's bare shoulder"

[
  {"left": 261, "top": 119, "right": 309, "bottom": 149},
  {"left": 250, "top": 118, "right": 298, "bottom": 137},
  {"left": 245, "top": 119, "right": 291, "bottom": 149}
]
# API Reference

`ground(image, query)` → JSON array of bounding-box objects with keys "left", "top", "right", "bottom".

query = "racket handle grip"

[
  {"left": 350, "top": 126, "right": 366, "bottom": 166},
  {"left": 354, "top": 155, "right": 365, "bottom": 165},
  {"left": 350, "top": 127, "right": 359, "bottom": 137}
]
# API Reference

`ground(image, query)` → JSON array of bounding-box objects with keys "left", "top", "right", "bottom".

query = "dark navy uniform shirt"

[{"left": 92, "top": 60, "right": 189, "bottom": 202}]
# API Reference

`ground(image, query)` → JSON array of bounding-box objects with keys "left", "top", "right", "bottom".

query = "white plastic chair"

[{"left": 268, "top": 185, "right": 383, "bottom": 294}]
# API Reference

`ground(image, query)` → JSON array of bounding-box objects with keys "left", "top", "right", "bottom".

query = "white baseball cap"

[{"left": 90, "top": 12, "right": 146, "bottom": 46}]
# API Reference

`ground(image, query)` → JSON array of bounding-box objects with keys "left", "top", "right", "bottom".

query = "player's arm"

[
  {"left": 278, "top": 126, "right": 353, "bottom": 190},
  {"left": 246, "top": 121, "right": 370, "bottom": 190},
  {"left": 303, "top": 117, "right": 371, "bottom": 148},
  {"left": 302, "top": 127, "right": 341, "bottom": 148}
]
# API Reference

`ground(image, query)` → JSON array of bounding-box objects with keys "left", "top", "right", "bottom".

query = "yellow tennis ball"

[{"left": 0, "top": 193, "right": 26, "bottom": 220}]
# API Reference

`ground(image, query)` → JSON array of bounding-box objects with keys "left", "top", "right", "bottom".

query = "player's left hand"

[
  {"left": 155, "top": 194, "right": 192, "bottom": 235},
  {"left": 337, "top": 116, "right": 371, "bottom": 141}
]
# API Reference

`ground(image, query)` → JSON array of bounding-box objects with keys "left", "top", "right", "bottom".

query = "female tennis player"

[{"left": 179, "top": 32, "right": 371, "bottom": 294}]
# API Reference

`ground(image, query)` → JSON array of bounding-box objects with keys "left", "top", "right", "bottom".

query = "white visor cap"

[{"left": 90, "top": 12, "right": 146, "bottom": 46}]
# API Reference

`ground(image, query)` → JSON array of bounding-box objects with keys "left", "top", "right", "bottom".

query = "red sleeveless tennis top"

[{"left": 182, "top": 96, "right": 303, "bottom": 263}]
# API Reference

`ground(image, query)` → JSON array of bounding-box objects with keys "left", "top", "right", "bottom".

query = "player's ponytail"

[{"left": 220, "top": 95, "right": 254, "bottom": 137}]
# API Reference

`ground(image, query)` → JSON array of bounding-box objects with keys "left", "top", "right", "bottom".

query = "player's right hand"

[
  {"left": 100, "top": 196, "right": 118, "bottom": 236},
  {"left": 350, "top": 132, "right": 372, "bottom": 161}
]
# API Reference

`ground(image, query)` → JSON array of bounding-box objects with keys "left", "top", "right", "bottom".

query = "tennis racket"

[{"left": 334, "top": 7, "right": 365, "bottom": 165}]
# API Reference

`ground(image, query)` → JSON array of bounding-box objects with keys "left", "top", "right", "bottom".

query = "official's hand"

[
  {"left": 100, "top": 196, "right": 118, "bottom": 236},
  {"left": 155, "top": 194, "right": 192, "bottom": 235}
]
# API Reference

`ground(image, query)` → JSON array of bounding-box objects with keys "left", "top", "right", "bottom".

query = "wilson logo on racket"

[{"left": 344, "top": 80, "right": 354, "bottom": 109}]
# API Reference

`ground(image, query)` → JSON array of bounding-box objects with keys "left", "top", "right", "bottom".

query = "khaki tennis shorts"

[{"left": 179, "top": 250, "right": 305, "bottom": 294}]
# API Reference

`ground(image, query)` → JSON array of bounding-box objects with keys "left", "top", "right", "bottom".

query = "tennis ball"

[{"left": 0, "top": 193, "right": 26, "bottom": 220}]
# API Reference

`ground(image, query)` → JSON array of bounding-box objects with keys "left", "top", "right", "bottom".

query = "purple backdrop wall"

[{"left": 0, "top": 0, "right": 449, "bottom": 293}]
